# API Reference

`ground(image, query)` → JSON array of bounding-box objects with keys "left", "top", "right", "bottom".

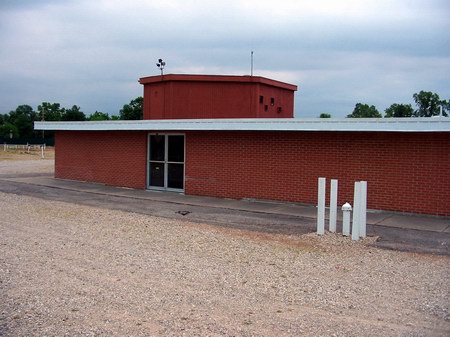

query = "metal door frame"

[{"left": 147, "top": 133, "right": 185, "bottom": 192}]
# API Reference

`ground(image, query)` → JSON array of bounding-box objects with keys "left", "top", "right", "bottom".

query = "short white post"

[
  {"left": 352, "top": 182, "right": 360, "bottom": 241},
  {"left": 329, "top": 179, "right": 338, "bottom": 232},
  {"left": 342, "top": 202, "right": 352, "bottom": 236},
  {"left": 359, "top": 181, "right": 367, "bottom": 238},
  {"left": 3, "top": 143, "right": 6, "bottom": 151},
  {"left": 317, "top": 177, "right": 326, "bottom": 235},
  {"left": 41, "top": 145, "right": 44, "bottom": 159}
]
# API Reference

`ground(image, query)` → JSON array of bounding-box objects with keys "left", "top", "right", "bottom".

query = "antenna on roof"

[
  {"left": 250, "top": 51, "right": 254, "bottom": 76},
  {"left": 156, "top": 58, "right": 166, "bottom": 75}
]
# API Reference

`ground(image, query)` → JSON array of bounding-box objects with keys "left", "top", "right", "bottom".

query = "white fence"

[{"left": 3, "top": 143, "right": 46, "bottom": 158}]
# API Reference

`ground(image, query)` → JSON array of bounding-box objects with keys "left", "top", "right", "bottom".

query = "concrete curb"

[{"left": 3, "top": 176, "right": 450, "bottom": 234}]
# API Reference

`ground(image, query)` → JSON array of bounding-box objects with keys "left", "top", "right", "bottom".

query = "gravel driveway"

[
  {"left": 1, "top": 154, "right": 449, "bottom": 336},
  {"left": 1, "top": 190, "right": 449, "bottom": 336}
]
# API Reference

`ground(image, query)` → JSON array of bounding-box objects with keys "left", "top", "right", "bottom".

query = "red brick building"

[
  {"left": 140, "top": 74, "right": 296, "bottom": 119},
  {"left": 36, "top": 74, "right": 450, "bottom": 216}
]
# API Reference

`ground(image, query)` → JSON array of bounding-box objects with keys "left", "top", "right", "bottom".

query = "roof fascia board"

[
  {"left": 35, "top": 118, "right": 450, "bottom": 133},
  {"left": 138, "top": 74, "right": 298, "bottom": 91}
]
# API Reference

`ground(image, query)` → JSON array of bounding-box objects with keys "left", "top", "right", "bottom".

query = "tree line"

[
  {"left": 320, "top": 90, "right": 449, "bottom": 118},
  {"left": 2, "top": 90, "right": 448, "bottom": 139},
  {"left": 0, "top": 97, "right": 143, "bottom": 139}
]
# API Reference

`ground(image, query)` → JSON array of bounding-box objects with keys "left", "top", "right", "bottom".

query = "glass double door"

[{"left": 148, "top": 134, "right": 185, "bottom": 191}]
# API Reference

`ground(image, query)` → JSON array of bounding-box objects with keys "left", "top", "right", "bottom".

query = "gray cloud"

[
  {"left": 0, "top": 0, "right": 449, "bottom": 117},
  {"left": 0, "top": 0, "right": 67, "bottom": 10}
]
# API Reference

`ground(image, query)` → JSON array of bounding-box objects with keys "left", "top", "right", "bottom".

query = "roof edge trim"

[
  {"left": 35, "top": 118, "right": 450, "bottom": 133},
  {"left": 138, "top": 74, "right": 298, "bottom": 91}
]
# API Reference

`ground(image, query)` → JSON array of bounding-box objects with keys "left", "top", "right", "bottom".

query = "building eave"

[
  {"left": 138, "top": 74, "right": 298, "bottom": 91},
  {"left": 34, "top": 118, "right": 450, "bottom": 132}
]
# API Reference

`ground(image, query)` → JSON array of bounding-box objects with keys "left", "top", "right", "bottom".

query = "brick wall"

[
  {"left": 54, "top": 130, "right": 450, "bottom": 216},
  {"left": 185, "top": 131, "right": 450, "bottom": 216},
  {"left": 55, "top": 131, "right": 147, "bottom": 189}
]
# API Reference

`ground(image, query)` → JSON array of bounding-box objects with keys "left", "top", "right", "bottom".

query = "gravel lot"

[
  {"left": 0, "top": 149, "right": 54, "bottom": 176},
  {"left": 0, "top": 154, "right": 449, "bottom": 336}
]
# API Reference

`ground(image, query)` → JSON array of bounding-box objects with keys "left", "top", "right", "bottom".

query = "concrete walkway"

[{"left": 4, "top": 175, "right": 450, "bottom": 234}]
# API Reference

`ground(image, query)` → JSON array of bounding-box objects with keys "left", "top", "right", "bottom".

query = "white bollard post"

[
  {"left": 317, "top": 177, "right": 326, "bottom": 235},
  {"left": 352, "top": 182, "right": 360, "bottom": 240},
  {"left": 41, "top": 145, "right": 44, "bottom": 159},
  {"left": 342, "top": 202, "right": 352, "bottom": 236},
  {"left": 329, "top": 179, "right": 338, "bottom": 232},
  {"left": 3, "top": 143, "right": 6, "bottom": 151},
  {"left": 359, "top": 181, "right": 367, "bottom": 238}
]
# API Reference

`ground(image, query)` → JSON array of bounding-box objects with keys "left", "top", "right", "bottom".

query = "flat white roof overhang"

[{"left": 34, "top": 118, "right": 450, "bottom": 133}]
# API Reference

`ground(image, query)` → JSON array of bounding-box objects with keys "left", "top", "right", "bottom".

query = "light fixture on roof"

[{"left": 156, "top": 58, "right": 166, "bottom": 75}]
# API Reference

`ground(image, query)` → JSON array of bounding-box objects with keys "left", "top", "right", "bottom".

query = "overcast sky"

[{"left": 0, "top": 0, "right": 449, "bottom": 118}]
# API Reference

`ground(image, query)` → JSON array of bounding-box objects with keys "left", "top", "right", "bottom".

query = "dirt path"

[{"left": 1, "top": 192, "right": 449, "bottom": 336}]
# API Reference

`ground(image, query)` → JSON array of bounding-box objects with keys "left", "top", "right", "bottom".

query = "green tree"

[
  {"left": 7, "top": 104, "right": 37, "bottom": 138},
  {"left": 120, "top": 97, "right": 143, "bottom": 120},
  {"left": 62, "top": 105, "right": 86, "bottom": 121},
  {"left": 37, "top": 102, "right": 65, "bottom": 121},
  {"left": 384, "top": 103, "right": 414, "bottom": 118},
  {"left": 110, "top": 115, "right": 120, "bottom": 120},
  {"left": 0, "top": 113, "right": 7, "bottom": 124},
  {"left": 442, "top": 99, "right": 450, "bottom": 116},
  {"left": 88, "top": 111, "right": 110, "bottom": 121},
  {"left": 412, "top": 91, "right": 448, "bottom": 117},
  {"left": 347, "top": 103, "right": 381, "bottom": 118},
  {"left": 319, "top": 113, "right": 331, "bottom": 118},
  {"left": 0, "top": 122, "right": 19, "bottom": 138}
]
